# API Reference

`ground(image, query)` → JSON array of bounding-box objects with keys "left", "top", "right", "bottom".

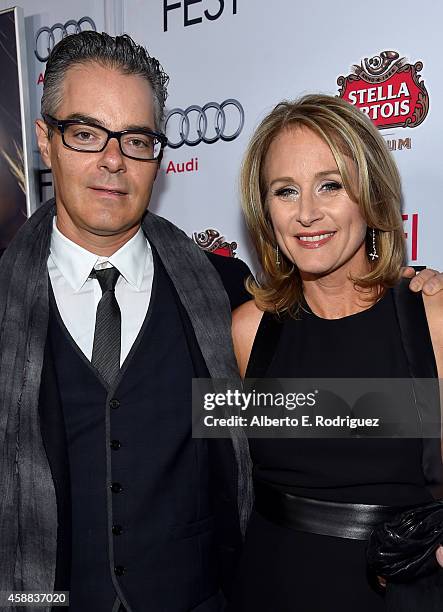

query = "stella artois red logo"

[
  {"left": 337, "top": 51, "right": 429, "bottom": 129},
  {"left": 193, "top": 229, "right": 237, "bottom": 257}
]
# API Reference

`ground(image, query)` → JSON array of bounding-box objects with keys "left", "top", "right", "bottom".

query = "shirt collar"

[
  {"left": 107, "top": 227, "right": 149, "bottom": 290},
  {"left": 50, "top": 218, "right": 149, "bottom": 292}
]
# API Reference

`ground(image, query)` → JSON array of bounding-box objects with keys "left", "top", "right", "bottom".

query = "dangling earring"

[
  {"left": 276, "top": 244, "right": 281, "bottom": 266},
  {"left": 368, "top": 228, "right": 378, "bottom": 261}
]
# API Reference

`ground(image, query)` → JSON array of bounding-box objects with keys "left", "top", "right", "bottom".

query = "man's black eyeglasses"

[{"left": 43, "top": 114, "right": 168, "bottom": 161}]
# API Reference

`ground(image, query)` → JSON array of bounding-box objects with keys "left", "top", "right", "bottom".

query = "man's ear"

[{"left": 35, "top": 119, "right": 52, "bottom": 169}]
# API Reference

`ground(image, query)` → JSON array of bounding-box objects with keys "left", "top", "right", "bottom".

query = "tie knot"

[{"left": 91, "top": 266, "right": 120, "bottom": 294}]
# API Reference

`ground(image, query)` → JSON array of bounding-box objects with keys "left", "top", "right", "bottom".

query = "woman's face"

[{"left": 264, "top": 126, "right": 369, "bottom": 282}]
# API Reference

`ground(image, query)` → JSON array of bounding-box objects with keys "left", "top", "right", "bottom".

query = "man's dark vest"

[{"left": 47, "top": 251, "right": 220, "bottom": 611}]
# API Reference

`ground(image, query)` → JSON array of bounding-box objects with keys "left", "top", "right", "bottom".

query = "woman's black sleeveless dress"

[{"left": 230, "top": 289, "right": 434, "bottom": 612}]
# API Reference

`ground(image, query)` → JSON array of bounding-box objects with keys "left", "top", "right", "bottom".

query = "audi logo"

[
  {"left": 165, "top": 99, "right": 244, "bottom": 148},
  {"left": 34, "top": 17, "right": 97, "bottom": 62}
]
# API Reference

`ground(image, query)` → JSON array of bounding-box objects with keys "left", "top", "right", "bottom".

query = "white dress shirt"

[{"left": 48, "top": 218, "right": 154, "bottom": 365}]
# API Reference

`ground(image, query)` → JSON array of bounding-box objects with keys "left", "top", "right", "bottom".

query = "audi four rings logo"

[
  {"left": 35, "top": 17, "right": 97, "bottom": 62},
  {"left": 165, "top": 100, "right": 244, "bottom": 148}
]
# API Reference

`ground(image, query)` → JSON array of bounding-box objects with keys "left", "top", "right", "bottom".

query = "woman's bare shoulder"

[
  {"left": 232, "top": 299, "right": 264, "bottom": 378},
  {"left": 232, "top": 299, "right": 263, "bottom": 326}
]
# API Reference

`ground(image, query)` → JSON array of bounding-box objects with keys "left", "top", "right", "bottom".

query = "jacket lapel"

[
  {"left": 142, "top": 212, "right": 239, "bottom": 378},
  {"left": 38, "top": 335, "right": 72, "bottom": 589},
  {"left": 142, "top": 211, "right": 253, "bottom": 534}
]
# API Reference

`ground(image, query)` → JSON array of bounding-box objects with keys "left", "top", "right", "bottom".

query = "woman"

[{"left": 230, "top": 94, "right": 443, "bottom": 611}]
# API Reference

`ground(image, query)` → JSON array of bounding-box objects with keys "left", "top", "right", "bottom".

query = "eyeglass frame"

[{"left": 42, "top": 113, "right": 168, "bottom": 161}]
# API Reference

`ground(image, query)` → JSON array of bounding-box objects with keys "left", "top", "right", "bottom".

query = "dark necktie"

[{"left": 91, "top": 266, "right": 121, "bottom": 386}]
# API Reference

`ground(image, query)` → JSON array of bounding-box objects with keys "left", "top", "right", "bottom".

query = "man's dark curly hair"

[{"left": 41, "top": 31, "right": 169, "bottom": 131}]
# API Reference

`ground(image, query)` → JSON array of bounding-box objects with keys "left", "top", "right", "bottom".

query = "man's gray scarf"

[{"left": 0, "top": 199, "right": 253, "bottom": 596}]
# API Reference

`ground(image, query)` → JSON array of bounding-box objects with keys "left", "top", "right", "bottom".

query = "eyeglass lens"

[{"left": 63, "top": 123, "right": 162, "bottom": 159}]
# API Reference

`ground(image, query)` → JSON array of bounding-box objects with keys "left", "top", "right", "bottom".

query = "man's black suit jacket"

[{"left": 36, "top": 249, "right": 252, "bottom": 601}]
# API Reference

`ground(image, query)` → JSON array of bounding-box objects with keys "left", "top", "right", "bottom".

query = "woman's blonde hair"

[{"left": 241, "top": 94, "right": 406, "bottom": 314}]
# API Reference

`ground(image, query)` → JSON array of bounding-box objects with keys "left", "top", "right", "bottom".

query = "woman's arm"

[
  {"left": 423, "top": 292, "right": 443, "bottom": 376},
  {"left": 231, "top": 299, "right": 263, "bottom": 378},
  {"left": 423, "top": 291, "right": 443, "bottom": 461},
  {"left": 423, "top": 292, "right": 443, "bottom": 568}
]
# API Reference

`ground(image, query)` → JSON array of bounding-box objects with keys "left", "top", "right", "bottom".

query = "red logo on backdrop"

[
  {"left": 193, "top": 229, "right": 237, "bottom": 257},
  {"left": 403, "top": 213, "right": 419, "bottom": 261},
  {"left": 337, "top": 51, "right": 429, "bottom": 129}
]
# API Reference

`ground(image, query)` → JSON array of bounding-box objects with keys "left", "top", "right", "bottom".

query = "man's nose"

[{"left": 98, "top": 136, "right": 126, "bottom": 172}]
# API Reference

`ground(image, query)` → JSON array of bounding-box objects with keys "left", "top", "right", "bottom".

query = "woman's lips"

[{"left": 295, "top": 232, "right": 336, "bottom": 249}]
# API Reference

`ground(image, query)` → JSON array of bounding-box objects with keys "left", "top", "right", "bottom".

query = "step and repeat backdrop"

[{"left": 1, "top": 0, "right": 441, "bottom": 270}]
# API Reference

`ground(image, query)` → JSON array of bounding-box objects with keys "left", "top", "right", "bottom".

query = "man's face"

[{"left": 36, "top": 62, "right": 159, "bottom": 247}]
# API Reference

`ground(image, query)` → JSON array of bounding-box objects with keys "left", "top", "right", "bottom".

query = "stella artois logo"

[
  {"left": 337, "top": 51, "right": 429, "bottom": 129},
  {"left": 193, "top": 229, "right": 237, "bottom": 257}
]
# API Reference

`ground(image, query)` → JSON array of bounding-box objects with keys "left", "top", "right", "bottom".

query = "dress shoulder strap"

[
  {"left": 245, "top": 311, "right": 284, "bottom": 379},
  {"left": 392, "top": 279, "right": 443, "bottom": 494}
]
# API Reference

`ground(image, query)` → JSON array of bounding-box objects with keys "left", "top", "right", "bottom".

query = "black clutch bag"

[{"left": 367, "top": 501, "right": 443, "bottom": 611}]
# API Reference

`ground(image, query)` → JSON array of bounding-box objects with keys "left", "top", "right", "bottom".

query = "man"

[
  {"left": 0, "top": 31, "right": 441, "bottom": 612},
  {"left": 0, "top": 32, "right": 252, "bottom": 612}
]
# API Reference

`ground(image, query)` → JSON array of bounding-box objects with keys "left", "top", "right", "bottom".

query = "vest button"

[
  {"left": 114, "top": 565, "right": 126, "bottom": 577},
  {"left": 112, "top": 524, "right": 123, "bottom": 536},
  {"left": 111, "top": 482, "right": 123, "bottom": 493},
  {"left": 109, "top": 398, "right": 120, "bottom": 409},
  {"left": 110, "top": 439, "right": 122, "bottom": 450}
]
